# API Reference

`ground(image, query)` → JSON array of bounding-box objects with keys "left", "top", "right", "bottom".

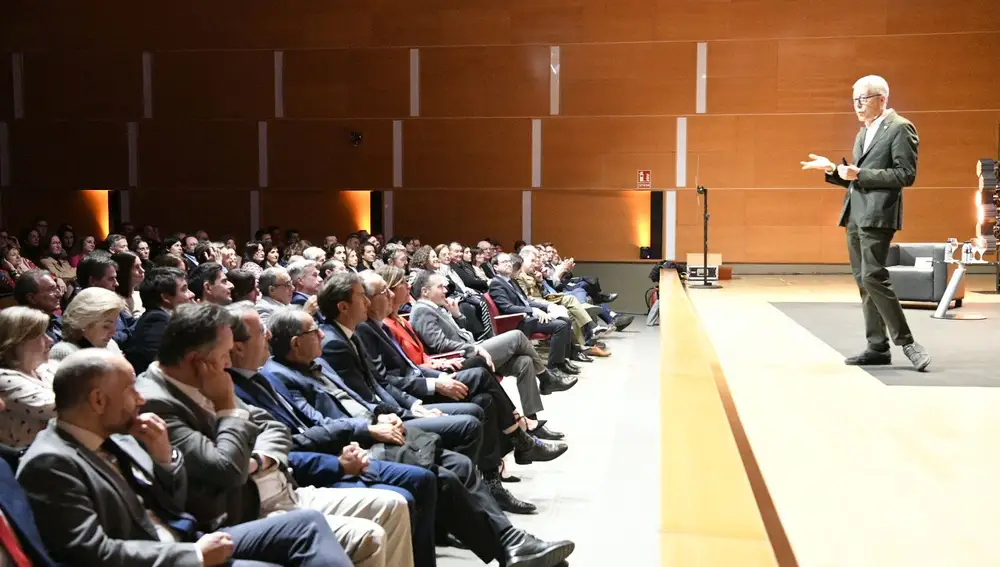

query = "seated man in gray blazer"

[
  {"left": 136, "top": 303, "right": 413, "bottom": 567},
  {"left": 17, "top": 348, "right": 351, "bottom": 567},
  {"left": 409, "top": 272, "right": 576, "bottom": 426}
]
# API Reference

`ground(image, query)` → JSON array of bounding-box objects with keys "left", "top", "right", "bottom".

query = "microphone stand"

[{"left": 692, "top": 185, "right": 722, "bottom": 289}]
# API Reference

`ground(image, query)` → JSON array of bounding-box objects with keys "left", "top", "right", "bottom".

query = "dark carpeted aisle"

[{"left": 772, "top": 301, "right": 1000, "bottom": 388}]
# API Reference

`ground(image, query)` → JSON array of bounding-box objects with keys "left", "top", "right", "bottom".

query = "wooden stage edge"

[{"left": 659, "top": 269, "right": 796, "bottom": 567}]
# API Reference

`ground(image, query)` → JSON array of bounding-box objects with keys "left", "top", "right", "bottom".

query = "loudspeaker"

[
  {"left": 370, "top": 191, "right": 383, "bottom": 234},
  {"left": 639, "top": 246, "right": 654, "bottom": 259},
  {"left": 648, "top": 191, "right": 664, "bottom": 259}
]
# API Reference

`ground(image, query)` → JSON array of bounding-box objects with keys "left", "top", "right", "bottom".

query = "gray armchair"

[{"left": 886, "top": 243, "right": 964, "bottom": 306}]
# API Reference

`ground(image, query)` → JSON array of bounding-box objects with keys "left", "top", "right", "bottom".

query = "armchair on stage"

[{"left": 886, "top": 243, "right": 965, "bottom": 306}]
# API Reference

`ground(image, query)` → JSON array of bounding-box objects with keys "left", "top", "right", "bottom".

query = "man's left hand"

[{"left": 837, "top": 164, "right": 860, "bottom": 180}]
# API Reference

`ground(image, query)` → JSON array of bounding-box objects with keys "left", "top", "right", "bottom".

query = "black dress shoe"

[
  {"left": 514, "top": 438, "right": 567, "bottom": 465},
  {"left": 613, "top": 314, "right": 635, "bottom": 331},
  {"left": 501, "top": 474, "right": 521, "bottom": 483},
  {"left": 485, "top": 476, "right": 538, "bottom": 515},
  {"left": 500, "top": 528, "right": 575, "bottom": 567},
  {"left": 540, "top": 373, "right": 578, "bottom": 395},
  {"left": 557, "top": 362, "right": 580, "bottom": 375},
  {"left": 529, "top": 423, "right": 565, "bottom": 440},
  {"left": 600, "top": 293, "right": 619, "bottom": 303},
  {"left": 844, "top": 349, "right": 891, "bottom": 366}
]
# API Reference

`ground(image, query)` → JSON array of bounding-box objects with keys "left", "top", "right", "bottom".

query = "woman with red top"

[{"left": 69, "top": 235, "right": 96, "bottom": 267}]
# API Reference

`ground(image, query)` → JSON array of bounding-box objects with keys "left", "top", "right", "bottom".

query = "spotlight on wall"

[{"left": 350, "top": 131, "right": 363, "bottom": 147}]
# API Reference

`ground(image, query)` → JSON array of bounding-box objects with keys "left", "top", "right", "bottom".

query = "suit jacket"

[
  {"left": 452, "top": 261, "right": 490, "bottom": 293},
  {"left": 357, "top": 319, "right": 440, "bottom": 399},
  {"left": 136, "top": 363, "right": 262, "bottom": 528},
  {"left": 17, "top": 423, "right": 199, "bottom": 567},
  {"left": 124, "top": 307, "right": 171, "bottom": 374},
  {"left": 409, "top": 300, "right": 477, "bottom": 356},
  {"left": 320, "top": 322, "right": 418, "bottom": 414},
  {"left": 0, "top": 450, "right": 56, "bottom": 567},
  {"left": 254, "top": 296, "right": 286, "bottom": 324},
  {"left": 488, "top": 276, "right": 548, "bottom": 316},
  {"left": 826, "top": 109, "right": 918, "bottom": 229},
  {"left": 259, "top": 358, "right": 376, "bottom": 447}
]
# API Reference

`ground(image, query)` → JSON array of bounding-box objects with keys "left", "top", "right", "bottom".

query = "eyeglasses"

[
  {"left": 297, "top": 327, "right": 320, "bottom": 337},
  {"left": 853, "top": 94, "right": 882, "bottom": 106}
]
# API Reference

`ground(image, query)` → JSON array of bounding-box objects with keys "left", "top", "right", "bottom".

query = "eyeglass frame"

[{"left": 853, "top": 93, "right": 883, "bottom": 106}]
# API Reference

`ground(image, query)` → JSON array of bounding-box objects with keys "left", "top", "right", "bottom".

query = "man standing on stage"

[{"left": 801, "top": 74, "right": 931, "bottom": 372}]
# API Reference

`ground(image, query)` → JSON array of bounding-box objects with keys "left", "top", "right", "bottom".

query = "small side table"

[{"left": 932, "top": 260, "right": 997, "bottom": 320}]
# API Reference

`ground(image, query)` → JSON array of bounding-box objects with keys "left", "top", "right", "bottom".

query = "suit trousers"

[
  {"left": 431, "top": 449, "right": 512, "bottom": 564},
  {"left": 426, "top": 369, "right": 517, "bottom": 472},
  {"left": 335, "top": 461, "right": 438, "bottom": 567},
  {"left": 846, "top": 221, "right": 914, "bottom": 351},
  {"left": 261, "top": 485, "right": 413, "bottom": 567},
  {"left": 519, "top": 316, "right": 572, "bottom": 365},
  {"left": 477, "top": 331, "right": 545, "bottom": 416},
  {"left": 224, "top": 508, "right": 353, "bottom": 567},
  {"left": 404, "top": 410, "right": 483, "bottom": 465}
]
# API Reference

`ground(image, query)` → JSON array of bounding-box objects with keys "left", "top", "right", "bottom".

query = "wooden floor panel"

[{"left": 686, "top": 274, "right": 1000, "bottom": 567}]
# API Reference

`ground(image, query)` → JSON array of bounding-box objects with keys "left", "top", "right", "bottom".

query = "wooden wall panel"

[
  {"left": 10, "top": 122, "right": 128, "bottom": 188},
  {"left": 260, "top": 190, "right": 369, "bottom": 243},
  {"left": 887, "top": 0, "right": 1000, "bottom": 34},
  {"left": 1, "top": 189, "right": 107, "bottom": 241},
  {"left": 900, "top": 188, "right": 977, "bottom": 243},
  {"left": 561, "top": 43, "right": 696, "bottom": 116},
  {"left": 130, "top": 189, "right": 251, "bottom": 239},
  {"left": 138, "top": 121, "right": 258, "bottom": 189},
  {"left": 403, "top": 119, "right": 530, "bottom": 189},
  {"left": 544, "top": 117, "right": 675, "bottom": 189},
  {"left": 283, "top": 50, "right": 408, "bottom": 119},
  {"left": 0, "top": 54, "right": 12, "bottom": 119},
  {"left": 153, "top": 51, "right": 273, "bottom": 119},
  {"left": 420, "top": 46, "right": 550, "bottom": 118},
  {"left": 728, "top": 0, "right": 888, "bottom": 40},
  {"left": 706, "top": 41, "right": 779, "bottom": 115},
  {"left": 532, "top": 190, "right": 650, "bottom": 261},
  {"left": 393, "top": 190, "right": 521, "bottom": 249},
  {"left": 908, "top": 111, "right": 1000, "bottom": 189},
  {"left": 269, "top": 120, "right": 394, "bottom": 189},
  {"left": 22, "top": 51, "right": 142, "bottom": 120}
]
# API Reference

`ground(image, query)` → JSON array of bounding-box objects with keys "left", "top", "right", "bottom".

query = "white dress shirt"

[{"left": 863, "top": 108, "right": 891, "bottom": 153}]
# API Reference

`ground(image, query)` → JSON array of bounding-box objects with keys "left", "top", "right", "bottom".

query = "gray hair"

[
  {"left": 853, "top": 75, "right": 889, "bottom": 100},
  {"left": 359, "top": 270, "right": 385, "bottom": 297},
  {"left": 267, "top": 306, "right": 308, "bottom": 361},
  {"left": 258, "top": 267, "right": 289, "bottom": 298},
  {"left": 287, "top": 260, "right": 317, "bottom": 287},
  {"left": 518, "top": 245, "right": 538, "bottom": 261},
  {"left": 225, "top": 300, "right": 258, "bottom": 321},
  {"left": 52, "top": 348, "right": 119, "bottom": 412},
  {"left": 302, "top": 247, "right": 325, "bottom": 262}
]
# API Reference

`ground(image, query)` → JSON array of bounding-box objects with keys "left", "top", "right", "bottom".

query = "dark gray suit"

[{"left": 826, "top": 109, "right": 917, "bottom": 350}]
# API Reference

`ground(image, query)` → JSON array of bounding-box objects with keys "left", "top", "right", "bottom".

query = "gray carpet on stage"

[{"left": 771, "top": 302, "right": 1000, "bottom": 388}]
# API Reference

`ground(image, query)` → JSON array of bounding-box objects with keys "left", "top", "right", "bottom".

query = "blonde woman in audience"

[
  {"left": 49, "top": 287, "right": 127, "bottom": 362},
  {"left": 39, "top": 234, "right": 76, "bottom": 284},
  {"left": 0, "top": 306, "right": 56, "bottom": 447},
  {"left": 69, "top": 234, "right": 96, "bottom": 267},
  {"left": 345, "top": 247, "right": 360, "bottom": 272}
]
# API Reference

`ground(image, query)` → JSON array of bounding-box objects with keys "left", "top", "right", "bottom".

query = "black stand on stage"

[{"left": 691, "top": 185, "right": 722, "bottom": 290}]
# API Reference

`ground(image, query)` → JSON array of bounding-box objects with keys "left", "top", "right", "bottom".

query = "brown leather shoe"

[{"left": 588, "top": 345, "right": 611, "bottom": 357}]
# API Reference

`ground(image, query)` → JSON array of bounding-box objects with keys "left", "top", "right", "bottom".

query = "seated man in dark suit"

[
  {"left": 17, "top": 348, "right": 350, "bottom": 567},
  {"left": 260, "top": 307, "right": 575, "bottom": 567},
  {"left": 0, "top": 395, "right": 57, "bottom": 567},
  {"left": 224, "top": 301, "right": 438, "bottom": 567},
  {"left": 488, "top": 253, "right": 578, "bottom": 376},
  {"left": 316, "top": 274, "right": 485, "bottom": 463},
  {"left": 124, "top": 267, "right": 195, "bottom": 373},
  {"left": 355, "top": 271, "right": 566, "bottom": 514},
  {"left": 136, "top": 304, "right": 413, "bottom": 567}
]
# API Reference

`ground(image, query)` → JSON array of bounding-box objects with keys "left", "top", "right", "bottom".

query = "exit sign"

[{"left": 637, "top": 170, "right": 651, "bottom": 188}]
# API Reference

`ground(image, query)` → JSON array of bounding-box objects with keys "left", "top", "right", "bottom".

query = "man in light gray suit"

[
  {"left": 16, "top": 348, "right": 352, "bottom": 567},
  {"left": 801, "top": 74, "right": 931, "bottom": 372}
]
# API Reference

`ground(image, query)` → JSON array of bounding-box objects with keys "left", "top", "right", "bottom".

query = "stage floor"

[{"left": 687, "top": 274, "right": 1000, "bottom": 567}]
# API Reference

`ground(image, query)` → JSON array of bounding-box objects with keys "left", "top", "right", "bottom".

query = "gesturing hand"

[
  {"left": 800, "top": 153, "right": 834, "bottom": 171},
  {"left": 130, "top": 413, "right": 173, "bottom": 465},
  {"left": 197, "top": 532, "right": 234, "bottom": 566},
  {"left": 837, "top": 163, "right": 860, "bottom": 180}
]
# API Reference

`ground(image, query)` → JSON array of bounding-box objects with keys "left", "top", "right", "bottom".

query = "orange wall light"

[
  {"left": 343, "top": 191, "right": 372, "bottom": 233},
  {"left": 82, "top": 190, "right": 111, "bottom": 239},
  {"left": 628, "top": 190, "right": 651, "bottom": 247}
]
